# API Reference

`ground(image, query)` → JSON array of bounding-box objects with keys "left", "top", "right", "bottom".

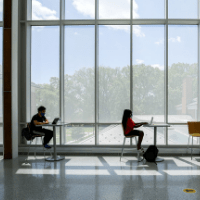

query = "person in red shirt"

[{"left": 122, "top": 109, "right": 148, "bottom": 153}]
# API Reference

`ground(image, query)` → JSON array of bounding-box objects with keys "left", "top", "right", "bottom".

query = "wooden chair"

[
  {"left": 187, "top": 122, "right": 200, "bottom": 160},
  {"left": 120, "top": 125, "right": 141, "bottom": 161}
]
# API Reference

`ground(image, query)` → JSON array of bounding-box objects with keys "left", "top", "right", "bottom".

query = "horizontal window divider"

[
  {"left": 18, "top": 144, "right": 200, "bottom": 148},
  {"left": 168, "top": 123, "right": 188, "bottom": 125},
  {"left": 19, "top": 122, "right": 189, "bottom": 125},
  {"left": 24, "top": 19, "right": 200, "bottom": 26},
  {"left": 62, "top": 20, "right": 96, "bottom": 25},
  {"left": 27, "top": 21, "right": 61, "bottom": 26},
  {"left": 168, "top": 19, "right": 200, "bottom": 25}
]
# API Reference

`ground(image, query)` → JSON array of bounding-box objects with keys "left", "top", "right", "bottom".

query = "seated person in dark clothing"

[{"left": 31, "top": 106, "right": 53, "bottom": 149}]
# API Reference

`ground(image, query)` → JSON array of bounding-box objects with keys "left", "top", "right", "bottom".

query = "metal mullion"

[
  {"left": 164, "top": 0, "right": 168, "bottom": 146},
  {"left": 130, "top": 0, "right": 133, "bottom": 146},
  {"left": 60, "top": 0, "right": 65, "bottom": 145},
  {"left": 62, "top": 20, "right": 95, "bottom": 25},
  {"left": 27, "top": 21, "right": 60, "bottom": 26},
  {"left": 168, "top": 19, "right": 200, "bottom": 25},
  {"left": 198, "top": 23, "right": 200, "bottom": 121},
  {"left": 198, "top": 1, "right": 200, "bottom": 121},
  {"left": 95, "top": 0, "right": 99, "bottom": 146},
  {"left": 26, "top": 0, "right": 31, "bottom": 122}
]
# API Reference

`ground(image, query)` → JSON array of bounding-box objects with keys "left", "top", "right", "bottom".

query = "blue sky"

[{"left": 31, "top": 0, "right": 198, "bottom": 84}]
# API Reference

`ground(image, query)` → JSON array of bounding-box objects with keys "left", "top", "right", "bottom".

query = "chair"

[
  {"left": 187, "top": 122, "right": 200, "bottom": 160},
  {"left": 25, "top": 124, "right": 52, "bottom": 163},
  {"left": 120, "top": 125, "right": 141, "bottom": 161}
]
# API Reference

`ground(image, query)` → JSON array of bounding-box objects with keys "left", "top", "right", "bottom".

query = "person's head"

[
  {"left": 38, "top": 106, "right": 46, "bottom": 117},
  {"left": 122, "top": 109, "right": 132, "bottom": 130}
]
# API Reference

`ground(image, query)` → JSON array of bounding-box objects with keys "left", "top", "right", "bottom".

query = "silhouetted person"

[
  {"left": 122, "top": 109, "right": 147, "bottom": 153},
  {"left": 31, "top": 106, "right": 53, "bottom": 149}
]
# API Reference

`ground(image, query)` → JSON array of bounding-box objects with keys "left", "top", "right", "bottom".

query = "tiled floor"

[{"left": 0, "top": 155, "right": 200, "bottom": 200}]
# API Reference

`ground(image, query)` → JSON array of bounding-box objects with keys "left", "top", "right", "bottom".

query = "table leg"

[
  {"left": 45, "top": 126, "right": 64, "bottom": 162},
  {"left": 154, "top": 127, "right": 157, "bottom": 146},
  {"left": 154, "top": 126, "right": 164, "bottom": 162}
]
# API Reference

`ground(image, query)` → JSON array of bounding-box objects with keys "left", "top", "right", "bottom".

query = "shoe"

[
  {"left": 44, "top": 144, "right": 51, "bottom": 149},
  {"left": 137, "top": 148, "right": 144, "bottom": 154}
]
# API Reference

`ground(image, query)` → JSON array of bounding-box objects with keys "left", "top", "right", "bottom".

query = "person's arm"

[
  {"left": 45, "top": 118, "right": 49, "bottom": 124},
  {"left": 33, "top": 120, "right": 47, "bottom": 125},
  {"left": 134, "top": 122, "right": 148, "bottom": 128}
]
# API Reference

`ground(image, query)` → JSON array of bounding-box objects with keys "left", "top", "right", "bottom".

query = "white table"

[
  {"left": 143, "top": 123, "right": 170, "bottom": 162},
  {"left": 36, "top": 123, "right": 66, "bottom": 161}
]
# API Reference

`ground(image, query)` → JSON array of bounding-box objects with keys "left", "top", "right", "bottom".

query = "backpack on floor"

[
  {"left": 21, "top": 123, "right": 32, "bottom": 141},
  {"left": 141, "top": 145, "right": 158, "bottom": 165}
]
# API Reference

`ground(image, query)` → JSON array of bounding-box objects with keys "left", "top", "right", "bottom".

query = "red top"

[{"left": 125, "top": 118, "right": 135, "bottom": 135}]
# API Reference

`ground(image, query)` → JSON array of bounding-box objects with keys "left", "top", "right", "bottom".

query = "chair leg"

[
  {"left": 34, "top": 138, "right": 37, "bottom": 157},
  {"left": 135, "top": 137, "right": 138, "bottom": 145},
  {"left": 187, "top": 135, "right": 190, "bottom": 153},
  {"left": 199, "top": 138, "right": 200, "bottom": 154},
  {"left": 135, "top": 137, "right": 141, "bottom": 161},
  {"left": 41, "top": 137, "right": 52, "bottom": 159},
  {"left": 191, "top": 136, "right": 193, "bottom": 160},
  {"left": 120, "top": 137, "right": 126, "bottom": 161},
  {"left": 25, "top": 140, "right": 32, "bottom": 163}
]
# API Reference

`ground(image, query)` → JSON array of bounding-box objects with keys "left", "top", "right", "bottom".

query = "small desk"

[
  {"left": 36, "top": 123, "right": 66, "bottom": 162},
  {"left": 143, "top": 123, "right": 170, "bottom": 162}
]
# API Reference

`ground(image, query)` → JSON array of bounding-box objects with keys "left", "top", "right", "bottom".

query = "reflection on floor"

[{"left": 0, "top": 155, "right": 200, "bottom": 200}]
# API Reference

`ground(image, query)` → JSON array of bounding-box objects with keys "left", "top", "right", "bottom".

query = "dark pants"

[
  {"left": 33, "top": 128, "right": 53, "bottom": 146},
  {"left": 126, "top": 130, "right": 143, "bottom": 136}
]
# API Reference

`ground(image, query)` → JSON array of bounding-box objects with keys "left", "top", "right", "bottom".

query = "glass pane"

[
  {"left": 0, "top": 28, "right": 2, "bottom": 124},
  {"left": 65, "top": 0, "right": 95, "bottom": 19},
  {"left": 32, "top": 0, "right": 59, "bottom": 20},
  {"left": 0, "top": 0, "right": 3, "bottom": 21},
  {"left": 168, "top": 26, "right": 197, "bottom": 123},
  {"left": 132, "top": 25, "right": 164, "bottom": 123},
  {"left": 30, "top": 127, "right": 60, "bottom": 145},
  {"left": 99, "top": 0, "right": 130, "bottom": 19},
  {"left": 99, "top": 125, "right": 130, "bottom": 145},
  {"left": 168, "top": 125, "right": 199, "bottom": 145},
  {"left": 0, "top": 126, "right": 2, "bottom": 144},
  {"left": 65, "top": 125, "right": 95, "bottom": 144},
  {"left": 169, "top": 0, "right": 198, "bottom": 19},
  {"left": 134, "top": 126, "right": 165, "bottom": 145},
  {"left": 64, "top": 26, "right": 95, "bottom": 123},
  {"left": 133, "top": 0, "right": 164, "bottom": 19},
  {"left": 99, "top": 25, "right": 130, "bottom": 123},
  {"left": 31, "top": 26, "right": 60, "bottom": 122}
]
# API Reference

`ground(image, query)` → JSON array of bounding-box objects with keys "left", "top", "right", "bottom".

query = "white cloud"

[
  {"left": 151, "top": 64, "right": 164, "bottom": 70},
  {"left": 133, "top": 25, "right": 145, "bottom": 37},
  {"left": 72, "top": 0, "right": 144, "bottom": 36},
  {"left": 32, "top": 0, "right": 58, "bottom": 20},
  {"left": 136, "top": 59, "right": 144, "bottom": 64},
  {"left": 74, "top": 32, "right": 78, "bottom": 35},
  {"left": 155, "top": 39, "right": 164, "bottom": 45},
  {"left": 32, "top": 26, "right": 45, "bottom": 32},
  {"left": 155, "top": 36, "right": 181, "bottom": 45},
  {"left": 169, "top": 36, "right": 181, "bottom": 43},
  {"left": 72, "top": 0, "right": 95, "bottom": 18}
]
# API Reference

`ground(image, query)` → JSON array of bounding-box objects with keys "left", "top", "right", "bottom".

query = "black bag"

[
  {"left": 141, "top": 145, "right": 158, "bottom": 165},
  {"left": 21, "top": 123, "right": 32, "bottom": 141}
]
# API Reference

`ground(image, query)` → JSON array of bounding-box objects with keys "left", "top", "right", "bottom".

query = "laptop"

[
  {"left": 147, "top": 117, "right": 153, "bottom": 125},
  {"left": 52, "top": 118, "right": 60, "bottom": 124}
]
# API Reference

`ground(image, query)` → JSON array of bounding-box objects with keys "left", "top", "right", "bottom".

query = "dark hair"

[
  {"left": 122, "top": 109, "right": 132, "bottom": 131},
  {"left": 38, "top": 106, "right": 46, "bottom": 112}
]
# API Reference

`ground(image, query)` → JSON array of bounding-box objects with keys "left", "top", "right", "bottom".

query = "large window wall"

[{"left": 27, "top": 0, "right": 200, "bottom": 146}]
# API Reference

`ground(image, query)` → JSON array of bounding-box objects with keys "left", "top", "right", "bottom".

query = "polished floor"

[{"left": 0, "top": 155, "right": 200, "bottom": 200}]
